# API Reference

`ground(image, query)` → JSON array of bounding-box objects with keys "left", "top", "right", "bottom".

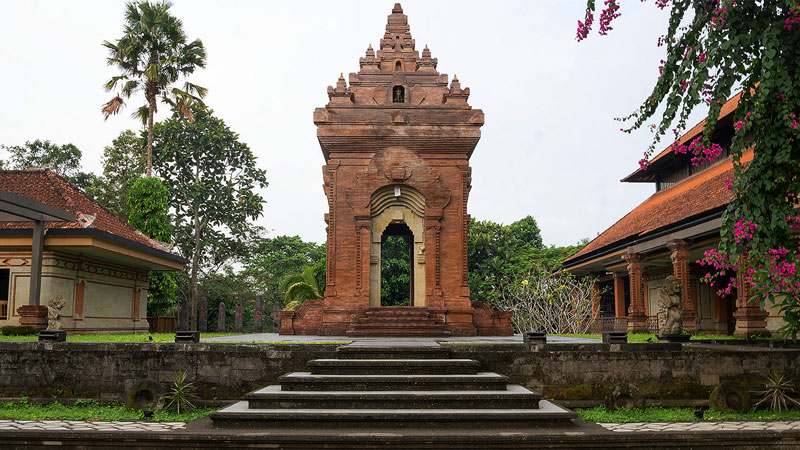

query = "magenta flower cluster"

[
  {"left": 785, "top": 3, "right": 800, "bottom": 31},
  {"left": 733, "top": 113, "right": 751, "bottom": 132},
  {"left": 598, "top": 0, "right": 621, "bottom": 35},
  {"left": 671, "top": 135, "right": 723, "bottom": 165},
  {"left": 733, "top": 219, "right": 757, "bottom": 243},
  {"left": 576, "top": 10, "right": 594, "bottom": 41},
  {"left": 786, "top": 113, "right": 799, "bottom": 130}
]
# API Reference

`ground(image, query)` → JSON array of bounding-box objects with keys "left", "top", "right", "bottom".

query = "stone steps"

[
  {"left": 212, "top": 400, "right": 575, "bottom": 429},
  {"left": 279, "top": 372, "right": 509, "bottom": 391},
  {"left": 345, "top": 307, "right": 450, "bottom": 337},
  {"left": 307, "top": 358, "right": 480, "bottom": 375},
  {"left": 245, "top": 384, "right": 541, "bottom": 409},
  {"left": 210, "top": 345, "right": 577, "bottom": 429},
  {"left": 336, "top": 345, "right": 452, "bottom": 360}
]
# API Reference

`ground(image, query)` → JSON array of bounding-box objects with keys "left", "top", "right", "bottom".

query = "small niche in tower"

[
  {"left": 395, "top": 60, "right": 402, "bottom": 72},
  {"left": 392, "top": 85, "right": 405, "bottom": 103}
]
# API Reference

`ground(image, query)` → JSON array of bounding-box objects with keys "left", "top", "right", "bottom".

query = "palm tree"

[
  {"left": 281, "top": 264, "right": 326, "bottom": 311},
  {"left": 101, "top": 0, "right": 207, "bottom": 178}
]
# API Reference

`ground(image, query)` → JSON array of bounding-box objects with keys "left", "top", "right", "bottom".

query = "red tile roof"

[
  {"left": 0, "top": 169, "right": 171, "bottom": 255},
  {"left": 621, "top": 92, "right": 743, "bottom": 182},
  {"left": 564, "top": 149, "right": 754, "bottom": 265}
]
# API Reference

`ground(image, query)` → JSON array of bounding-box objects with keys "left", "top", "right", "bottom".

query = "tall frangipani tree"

[
  {"left": 101, "top": 0, "right": 207, "bottom": 178},
  {"left": 578, "top": 0, "right": 800, "bottom": 337}
]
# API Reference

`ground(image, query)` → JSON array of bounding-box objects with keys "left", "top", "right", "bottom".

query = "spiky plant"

[
  {"left": 281, "top": 263, "right": 325, "bottom": 310},
  {"left": 755, "top": 372, "right": 800, "bottom": 413},
  {"left": 163, "top": 370, "right": 198, "bottom": 414},
  {"left": 101, "top": 0, "right": 207, "bottom": 178}
]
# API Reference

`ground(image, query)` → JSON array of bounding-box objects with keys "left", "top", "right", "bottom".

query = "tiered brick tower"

[{"left": 279, "top": 4, "right": 511, "bottom": 336}]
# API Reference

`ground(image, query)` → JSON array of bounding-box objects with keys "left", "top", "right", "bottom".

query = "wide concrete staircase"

[
  {"left": 210, "top": 344, "right": 576, "bottom": 429},
  {"left": 345, "top": 307, "right": 451, "bottom": 337}
]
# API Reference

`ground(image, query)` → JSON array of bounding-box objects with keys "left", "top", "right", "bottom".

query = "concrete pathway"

[
  {"left": 200, "top": 333, "right": 600, "bottom": 344},
  {"left": 599, "top": 421, "right": 800, "bottom": 432},
  {"left": 3, "top": 418, "right": 800, "bottom": 433}
]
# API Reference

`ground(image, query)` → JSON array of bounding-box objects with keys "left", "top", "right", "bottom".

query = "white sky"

[{"left": 0, "top": 0, "right": 707, "bottom": 247}]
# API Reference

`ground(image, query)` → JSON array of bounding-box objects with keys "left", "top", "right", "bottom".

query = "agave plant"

[
  {"left": 163, "top": 370, "right": 198, "bottom": 414},
  {"left": 754, "top": 372, "right": 800, "bottom": 413}
]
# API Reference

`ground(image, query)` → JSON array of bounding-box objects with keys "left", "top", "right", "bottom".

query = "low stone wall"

[
  {"left": 448, "top": 343, "right": 800, "bottom": 403},
  {"left": 0, "top": 342, "right": 339, "bottom": 401},
  {"left": 1, "top": 341, "right": 798, "bottom": 403}
]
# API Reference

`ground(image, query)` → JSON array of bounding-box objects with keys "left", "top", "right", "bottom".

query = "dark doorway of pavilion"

[{"left": 380, "top": 222, "right": 413, "bottom": 306}]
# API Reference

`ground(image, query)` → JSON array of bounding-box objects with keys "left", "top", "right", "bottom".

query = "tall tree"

[
  {"left": 152, "top": 107, "right": 267, "bottom": 329},
  {"left": 1, "top": 140, "right": 96, "bottom": 191},
  {"left": 101, "top": 0, "right": 207, "bottom": 178},
  {"left": 92, "top": 130, "right": 147, "bottom": 218},
  {"left": 127, "top": 177, "right": 177, "bottom": 316},
  {"left": 577, "top": 0, "right": 800, "bottom": 336},
  {"left": 240, "top": 235, "right": 325, "bottom": 308}
]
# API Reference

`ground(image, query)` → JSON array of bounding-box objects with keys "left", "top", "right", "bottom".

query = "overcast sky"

[{"left": 0, "top": 0, "right": 707, "bottom": 247}]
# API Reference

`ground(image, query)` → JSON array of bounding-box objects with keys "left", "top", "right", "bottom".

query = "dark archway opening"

[{"left": 381, "top": 222, "right": 413, "bottom": 306}]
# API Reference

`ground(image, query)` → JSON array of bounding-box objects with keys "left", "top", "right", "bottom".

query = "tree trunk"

[
  {"left": 146, "top": 101, "right": 154, "bottom": 179},
  {"left": 189, "top": 204, "right": 201, "bottom": 330}
]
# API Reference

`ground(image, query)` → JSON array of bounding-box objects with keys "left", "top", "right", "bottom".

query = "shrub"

[{"left": 1, "top": 326, "right": 34, "bottom": 336}]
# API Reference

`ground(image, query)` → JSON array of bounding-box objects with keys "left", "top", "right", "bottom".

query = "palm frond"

[{"left": 101, "top": 95, "right": 125, "bottom": 120}]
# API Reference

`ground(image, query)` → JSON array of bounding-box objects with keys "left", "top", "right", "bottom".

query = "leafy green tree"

[
  {"left": 127, "top": 177, "right": 177, "bottom": 316},
  {"left": 381, "top": 236, "right": 412, "bottom": 306},
  {"left": 509, "top": 215, "right": 544, "bottom": 251},
  {"left": 577, "top": 0, "right": 800, "bottom": 336},
  {"left": 282, "top": 263, "right": 325, "bottom": 311},
  {"left": 91, "top": 130, "right": 147, "bottom": 218},
  {"left": 468, "top": 218, "right": 514, "bottom": 303},
  {"left": 101, "top": 0, "right": 207, "bottom": 178},
  {"left": 152, "top": 107, "right": 267, "bottom": 329},
  {"left": 240, "top": 235, "right": 324, "bottom": 310},
  {"left": 1, "top": 140, "right": 96, "bottom": 190}
]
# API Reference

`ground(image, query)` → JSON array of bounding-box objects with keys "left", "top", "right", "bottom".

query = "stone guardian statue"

[
  {"left": 46, "top": 294, "right": 66, "bottom": 330},
  {"left": 657, "top": 275, "right": 683, "bottom": 335}
]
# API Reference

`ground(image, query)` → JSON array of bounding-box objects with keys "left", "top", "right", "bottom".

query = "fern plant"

[
  {"left": 163, "top": 371, "right": 198, "bottom": 414},
  {"left": 755, "top": 372, "right": 800, "bottom": 413}
]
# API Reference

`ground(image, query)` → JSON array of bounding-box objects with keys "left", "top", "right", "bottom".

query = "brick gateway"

[{"left": 279, "top": 4, "right": 511, "bottom": 336}]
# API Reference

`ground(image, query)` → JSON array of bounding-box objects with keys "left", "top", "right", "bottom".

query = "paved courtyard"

[
  {"left": 3, "top": 418, "right": 800, "bottom": 434},
  {"left": 200, "top": 333, "right": 600, "bottom": 344}
]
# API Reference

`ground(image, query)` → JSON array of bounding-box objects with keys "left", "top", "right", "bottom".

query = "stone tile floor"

[
  {"left": 2, "top": 419, "right": 800, "bottom": 433},
  {"left": 0, "top": 419, "right": 185, "bottom": 432},
  {"left": 599, "top": 421, "right": 800, "bottom": 432},
  {"left": 200, "top": 333, "right": 599, "bottom": 344}
]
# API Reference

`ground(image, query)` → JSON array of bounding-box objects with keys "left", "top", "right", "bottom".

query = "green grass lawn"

[
  {"left": 0, "top": 332, "right": 239, "bottom": 342},
  {"left": 0, "top": 399, "right": 214, "bottom": 421},
  {"left": 576, "top": 406, "right": 800, "bottom": 422}
]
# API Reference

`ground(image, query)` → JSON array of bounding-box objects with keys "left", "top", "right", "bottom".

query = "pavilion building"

[
  {"left": 563, "top": 93, "right": 779, "bottom": 336},
  {"left": 0, "top": 169, "right": 185, "bottom": 333}
]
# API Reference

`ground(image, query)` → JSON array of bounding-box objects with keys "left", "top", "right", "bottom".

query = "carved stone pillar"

[
  {"left": 613, "top": 272, "right": 626, "bottom": 318},
  {"left": 733, "top": 271, "right": 769, "bottom": 337},
  {"left": 625, "top": 253, "right": 647, "bottom": 333},
  {"left": 667, "top": 239, "right": 697, "bottom": 331}
]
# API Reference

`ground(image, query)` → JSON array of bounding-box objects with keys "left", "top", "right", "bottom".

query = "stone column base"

[
  {"left": 733, "top": 306, "right": 769, "bottom": 337},
  {"left": 17, "top": 305, "right": 48, "bottom": 332},
  {"left": 627, "top": 313, "right": 648, "bottom": 333}
]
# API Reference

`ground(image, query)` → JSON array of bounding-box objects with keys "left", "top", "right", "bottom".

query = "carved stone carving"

[
  {"left": 657, "top": 275, "right": 683, "bottom": 335},
  {"left": 46, "top": 295, "right": 66, "bottom": 330}
]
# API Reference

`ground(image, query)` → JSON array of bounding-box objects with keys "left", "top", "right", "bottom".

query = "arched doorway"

[
  {"left": 369, "top": 185, "right": 425, "bottom": 307},
  {"left": 380, "top": 222, "right": 413, "bottom": 306}
]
